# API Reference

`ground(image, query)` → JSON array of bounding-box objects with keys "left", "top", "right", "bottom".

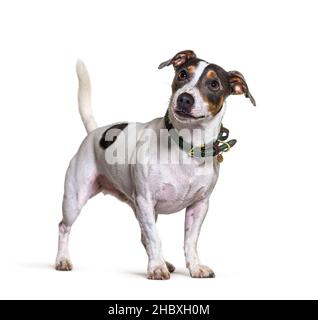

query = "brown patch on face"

[
  {"left": 206, "top": 70, "right": 217, "bottom": 79},
  {"left": 187, "top": 65, "right": 196, "bottom": 74},
  {"left": 203, "top": 94, "right": 224, "bottom": 116}
]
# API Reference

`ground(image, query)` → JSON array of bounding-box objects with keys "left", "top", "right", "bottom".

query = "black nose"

[{"left": 177, "top": 93, "right": 195, "bottom": 112}]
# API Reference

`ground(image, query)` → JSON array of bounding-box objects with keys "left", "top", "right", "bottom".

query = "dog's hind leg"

[{"left": 55, "top": 153, "right": 100, "bottom": 271}]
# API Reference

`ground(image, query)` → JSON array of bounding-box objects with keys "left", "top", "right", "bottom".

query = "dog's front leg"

[
  {"left": 184, "top": 199, "right": 215, "bottom": 278},
  {"left": 135, "top": 196, "right": 170, "bottom": 280}
]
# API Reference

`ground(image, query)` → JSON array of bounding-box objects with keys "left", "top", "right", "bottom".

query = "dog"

[{"left": 55, "top": 50, "right": 255, "bottom": 279}]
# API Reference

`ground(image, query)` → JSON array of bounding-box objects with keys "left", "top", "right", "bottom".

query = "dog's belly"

[{"left": 155, "top": 184, "right": 207, "bottom": 214}]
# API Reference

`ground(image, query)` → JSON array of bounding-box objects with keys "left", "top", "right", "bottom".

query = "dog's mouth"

[{"left": 174, "top": 109, "right": 205, "bottom": 120}]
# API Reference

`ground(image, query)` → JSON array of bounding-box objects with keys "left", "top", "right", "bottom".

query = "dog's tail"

[{"left": 76, "top": 60, "right": 97, "bottom": 134}]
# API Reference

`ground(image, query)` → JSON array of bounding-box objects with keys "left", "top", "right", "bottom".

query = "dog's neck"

[{"left": 167, "top": 103, "right": 227, "bottom": 147}]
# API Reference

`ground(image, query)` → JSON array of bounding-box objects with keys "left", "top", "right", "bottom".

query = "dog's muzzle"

[{"left": 175, "top": 93, "right": 195, "bottom": 117}]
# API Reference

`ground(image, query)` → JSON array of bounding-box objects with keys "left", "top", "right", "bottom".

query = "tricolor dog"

[{"left": 55, "top": 50, "right": 255, "bottom": 279}]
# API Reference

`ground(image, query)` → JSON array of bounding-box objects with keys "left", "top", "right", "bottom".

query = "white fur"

[
  {"left": 188, "top": 61, "right": 209, "bottom": 86},
  {"left": 76, "top": 60, "right": 97, "bottom": 133},
  {"left": 55, "top": 61, "right": 226, "bottom": 279}
]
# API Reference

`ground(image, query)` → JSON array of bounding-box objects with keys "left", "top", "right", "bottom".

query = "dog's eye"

[
  {"left": 177, "top": 70, "right": 188, "bottom": 81},
  {"left": 209, "top": 80, "right": 220, "bottom": 91}
]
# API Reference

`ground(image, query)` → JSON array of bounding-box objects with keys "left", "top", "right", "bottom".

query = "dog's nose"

[{"left": 177, "top": 93, "right": 195, "bottom": 112}]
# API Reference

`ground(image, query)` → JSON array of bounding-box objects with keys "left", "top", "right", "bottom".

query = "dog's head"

[{"left": 159, "top": 50, "right": 256, "bottom": 124}]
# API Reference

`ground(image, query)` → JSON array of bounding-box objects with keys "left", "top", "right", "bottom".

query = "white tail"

[{"left": 76, "top": 60, "right": 97, "bottom": 133}]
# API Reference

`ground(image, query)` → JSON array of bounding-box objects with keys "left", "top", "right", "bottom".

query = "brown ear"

[
  {"left": 158, "top": 50, "right": 197, "bottom": 70},
  {"left": 228, "top": 71, "right": 256, "bottom": 106}
]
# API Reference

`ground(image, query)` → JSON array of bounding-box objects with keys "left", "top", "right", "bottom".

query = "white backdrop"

[{"left": 0, "top": 0, "right": 317, "bottom": 299}]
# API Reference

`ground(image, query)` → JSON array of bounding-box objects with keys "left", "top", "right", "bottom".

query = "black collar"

[{"left": 164, "top": 111, "right": 237, "bottom": 158}]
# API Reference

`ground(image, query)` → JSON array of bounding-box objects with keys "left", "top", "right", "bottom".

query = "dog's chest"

[{"left": 151, "top": 161, "right": 219, "bottom": 214}]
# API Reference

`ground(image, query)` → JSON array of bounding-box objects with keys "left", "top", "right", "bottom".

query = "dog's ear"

[
  {"left": 158, "top": 50, "right": 197, "bottom": 70},
  {"left": 228, "top": 71, "right": 256, "bottom": 106}
]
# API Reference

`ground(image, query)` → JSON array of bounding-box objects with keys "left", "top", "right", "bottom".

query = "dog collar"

[{"left": 164, "top": 111, "right": 237, "bottom": 160}]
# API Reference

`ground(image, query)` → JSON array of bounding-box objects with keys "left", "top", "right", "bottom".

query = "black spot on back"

[{"left": 99, "top": 123, "right": 128, "bottom": 149}]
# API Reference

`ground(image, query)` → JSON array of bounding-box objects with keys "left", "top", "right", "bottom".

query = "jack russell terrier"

[{"left": 55, "top": 50, "right": 256, "bottom": 279}]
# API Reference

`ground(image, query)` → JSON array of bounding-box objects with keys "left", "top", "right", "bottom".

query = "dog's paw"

[
  {"left": 147, "top": 264, "right": 170, "bottom": 280},
  {"left": 165, "top": 261, "right": 175, "bottom": 273},
  {"left": 189, "top": 264, "right": 215, "bottom": 278},
  {"left": 55, "top": 258, "right": 73, "bottom": 271}
]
